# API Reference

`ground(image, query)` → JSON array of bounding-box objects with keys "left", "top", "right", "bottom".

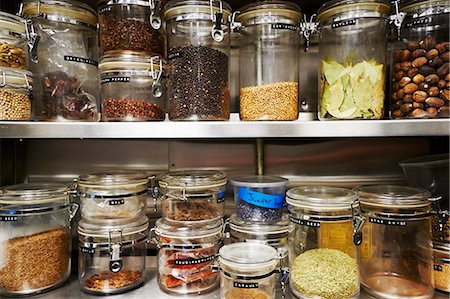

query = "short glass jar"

[
  {"left": 230, "top": 175, "right": 288, "bottom": 223},
  {"left": 0, "top": 183, "right": 77, "bottom": 296},
  {"left": 99, "top": 53, "right": 165, "bottom": 121},
  {"left": 356, "top": 185, "right": 434, "bottom": 299},
  {"left": 152, "top": 218, "right": 222, "bottom": 294},
  {"left": 164, "top": 0, "right": 231, "bottom": 120},
  {"left": 317, "top": 0, "right": 390, "bottom": 120},
  {"left": 97, "top": 0, "right": 164, "bottom": 56},
  {"left": 0, "top": 67, "right": 33, "bottom": 120},
  {"left": 286, "top": 186, "right": 362, "bottom": 299},
  {"left": 390, "top": 0, "right": 449, "bottom": 118},
  {"left": 78, "top": 215, "right": 149, "bottom": 295},
  {"left": 237, "top": 1, "right": 302, "bottom": 121},
  {"left": 157, "top": 170, "right": 227, "bottom": 223},
  {"left": 76, "top": 171, "right": 150, "bottom": 221},
  {"left": 433, "top": 242, "right": 450, "bottom": 293}
]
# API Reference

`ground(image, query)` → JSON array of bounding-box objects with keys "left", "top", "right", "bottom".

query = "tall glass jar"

[
  {"left": 164, "top": 0, "right": 231, "bottom": 121},
  {"left": 390, "top": 0, "right": 449, "bottom": 118},
  {"left": 21, "top": 0, "right": 99, "bottom": 121},
  {"left": 0, "top": 67, "right": 33, "bottom": 120},
  {"left": 0, "top": 183, "right": 77, "bottom": 296},
  {"left": 157, "top": 170, "right": 227, "bottom": 223},
  {"left": 97, "top": 0, "right": 164, "bottom": 56},
  {"left": 78, "top": 215, "right": 149, "bottom": 294},
  {"left": 237, "top": 1, "right": 302, "bottom": 121},
  {"left": 152, "top": 218, "right": 222, "bottom": 294},
  {"left": 286, "top": 186, "right": 362, "bottom": 299},
  {"left": 356, "top": 185, "right": 434, "bottom": 299},
  {"left": 317, "top": 0, "right": 390, "bottom": 120},
  {"left": 99, "top": 53, "right": 165, "bottom": 121}
]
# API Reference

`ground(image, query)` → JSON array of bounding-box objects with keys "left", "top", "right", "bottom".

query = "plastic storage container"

[
  {"left": 21, "top": 0, "right": 99, "bottom": 121},
  {"left": 0, "top": 183, "right": 76, "bottom": 296},
  {"left": 76, "top": 172, "right": 150, "bottom": 220},
  {"left": 357, "top": 185, "right": 434, "bottom": 299},
  {"left": 433, "top": 242, "right": 450, "bottom": 292},
  {"left": 99, "top": 53, "right": 165, "bottom": 121},
  {"left": 97, "top": 0, "right": 164, "bottom": 56},
  {"left": 230, "top": 175, "right": 288, "bottom": 223},
  {"left": 317, "top": 0, "right": 390, "bottom": 120},
  {"left": 78, "top": 215, "right": 149, "bottom": 294},
  {"left": 237, "top": 1, "right": 302, "bottom": 121},
  {"left": 157, "top": 170, "right": 227, "bottom": 223},
  {"left": 286, "top": 186, "right": 362, "bottom": 299},
  {"left": 152, "top": 218, "right": 222, "bottom": 294},
  {"left": 390, "top": 0, "right": 449, "bottom": 118},
  {"left": 164, "top": 0, "right": 231, "bottom": 120},
  {"left": 0, "top": 67, "right": 33, "bottom": 120}
]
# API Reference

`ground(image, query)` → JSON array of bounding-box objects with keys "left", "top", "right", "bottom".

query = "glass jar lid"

[
  {"left": 21, "top": 0, "right": 98, "bottom": 28},
  {"left": 219, "top": 242, "right": 277, "bottom": 267},
  {"left": 356, "top": 185, "right": 431, "bottom": 208},
  {"left": 238, "top": 1, "right": 302, "bottom": 25},
  {"left": 0, "top": 183, "right": 68, "bottom": 206},
  {"left": 78, "top": 215, "right": 149, "bottom": 238},
  {"left": 78, "top": 171, "right": 150, "bottom": 188},
  {"left": 97, "top": 0, "right": 152, "bottom": 8},
  {"left": 317, "top": 0, "right": 390, "bottom": 21},
  {"left": 0, "top": 67, "right": 33, "bottom": 90},
  {"left": 154, "top": 217, "right": 223, "bottom": 239},
  {"left": 99, "top": 53, "right": 164, "bottom": 74},
  {"left": 164, "top": 0, "right": 232, "bottom": 22},
  {"left": 401, "top": 0, "right": 449, "bottom": 12},
  {"left": 228, "top": 213, "right": 292, "bottom": 235},
  {"left": 230, "top": 175, "right": 288, "bottom": 188},
  {"left": 0, "top": 11, "right": 27, "bottom": 36},
  {"left": 158, "top": 170, "right": 227, "bottom": 190},
  {"left": 434, "top": 241, "right": 450, "bottom": 260},
  {"left": 400, "top": 153, "right": 449, "bottom": 168}
]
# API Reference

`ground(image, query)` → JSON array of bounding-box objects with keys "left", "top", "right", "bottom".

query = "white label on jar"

[
  {"left": 98, "top": 6, "right": 112, "bottom": 14},
  {"left": 80, "top": 247, "right": 95, "bottom": 254},
  {"left": 369, "top": 217, "right": 407, "bottom": 226},
  {"left": 289, "top": 215, "right": 321, "bottom": 227},
  {"left": 405, "top": 17, "right": 430, "bottom": 28},
  {"left": 332, "top": 19, "right": 357, "bottom": 29},
  {"left": 64, "top": 55, "right": 98, "bottom": 67},
  {"left": 0, "top": 215, "right": 18, "bottom": 221},
  {"left": 109, "top": 199, "right": 125, "bottom": 206},
  {"left": 434, "top": 264, "right": 443, "bottom": 271},
  {"left": 168, "top": 51, "right": 183, "bottom": 60},
  {"left": 271, "top": 23, "right": 298, "bottom": 31},
  {"left": 101, "top": 77, "right": 130, "bottom": 84},
  {"left": 233, "top": 282, "right": 259, "bottom": 289},
  {"left": 173, "top": 255, "right": 215, "bottom": 265}
]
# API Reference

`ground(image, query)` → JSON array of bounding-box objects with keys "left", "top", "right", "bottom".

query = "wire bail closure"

[
  {"left": 390, "top": 0, "right": 405, "bottom": 39},
  {"left": 109, "top": 229, "right": 123, "bottom": 273},
  {"left": 149, "top": 0, "right": 162, "bottom": 30},
  {"left": 300, "top": 14, "right": 318, "bottom": 52},
  {"left": 351, "top": 199, "right": 365, "bottom": 246},
  {"left": 210, "top": 0, "right": 224, "bottom": 42},
  {"left": 150, "top": 56, "right": 163, "bottom": 98}
]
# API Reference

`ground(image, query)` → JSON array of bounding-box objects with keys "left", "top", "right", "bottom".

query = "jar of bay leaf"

[
  {"left": 317, "top": 0, "right": 390, "bottom": 120},
  {"left": 164, "top": 0, "right": 231, "bottom": 121},
  {"left": 0, "top": 67, "right": 33, "bottom": 120},
  {"left": 390, "top": 0, "right": 450, "bottom": 118},
  {"left": 236, "top": 1, "right": 302, "bottom": 121}
]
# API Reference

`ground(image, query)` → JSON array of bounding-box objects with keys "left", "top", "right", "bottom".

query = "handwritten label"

[
  {"left": 173, "top": 255, "right": 215, "bottom": 265},
  {"left": 233, "top": 282, "right": 259, "bottom": 289},
  {"left": 98, "top": 6, "right": 112, "bottom": 14},
  {"left": 109, "top": 199, "right": 125, "bottom": 206},
  {"left": 238, "top": 187, "right": 284, "bottom": 209},
  {"left": 80, "top": 247, "right": 95, "bottom": 254},
  {"left": 64, "top": 55, "right": 98, "bottom": 67},
  {"left": 271, "top": 23, "right": 298, "bottom": 31},
  {"left": 405, "top": 17, "right": 430, "bottom": 28},
  {"left": 0, "top": 215, "right": 18, "bottom": 221},
  {"left": 369, "top": 217, "right": 407, "bottom": 226},
  {"left": 101, "top": 77, "right": 130, "bottom": 84},
  {"left": 332, "top": 19, "right": 357, "bottom": 29},
  {"left": 289, "top": 215, "right": 321, "bottom": 227}
]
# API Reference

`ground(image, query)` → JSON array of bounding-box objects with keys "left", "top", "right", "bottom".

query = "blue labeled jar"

[{"left": 230, "top": 175, "right": 288, "bottom": 222}]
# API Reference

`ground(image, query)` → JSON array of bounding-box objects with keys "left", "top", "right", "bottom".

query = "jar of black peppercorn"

[{"left": 164, "top": 0, "right": 231, "bottom": 121}]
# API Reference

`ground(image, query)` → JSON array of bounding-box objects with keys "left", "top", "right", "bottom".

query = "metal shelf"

[{"left": 0, "top": 114, "right": 448, "bottom": 139}]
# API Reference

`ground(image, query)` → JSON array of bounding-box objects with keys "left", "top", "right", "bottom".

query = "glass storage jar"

[
  {"left": 356, "top": 185, "right": 434, "bottom": 299},
  {"left": 21, "top": 0, "right": 99, "bottom": 121},
  {"left": 76, "top": 171, "right": 150, "bottom": 221},
  {"left": 0, "top": 67, "right": 33, "bottom": 120},
  {"left": 97, "top": 0, "right": 164, "bottom": 56},
  {"left": 157, "top": 170, "right": 227, "bottom": 223},
  {"left": 164, "top": 0, "right": 231, "bottom": 121},
  {"left": 317, "top": 0, "right": 390, "bottom": 120},
  {"left": 99, "top": 53, "right": 165, "bottom": 121},
  {"left": 0, "top": 183, "right": 76, "bottom": 296},
  {"left": 230, "top": 175, "right": 288, "bottom": 223},
  {"left": 390, "top": 0, "right": 449, "bottom": 118},
  {"left": 433, "top": 242, "right": 450, "bottom": 292},
  {"left": 237, "top": 1, "right": 302, "bottom": 121},
  {"left": 152, "top": 218, "right": 222, "bottom": 294},
  {"left": 286, "top": 186, "right": 362, "bottom": 299},
  {"left": 78, "top": 215, "right": 149, "bottom": 294}
]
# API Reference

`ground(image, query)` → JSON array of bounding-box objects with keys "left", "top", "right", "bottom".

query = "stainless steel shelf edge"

[{"left": 0, "top": 116, "right": 449, "bottom": 138}]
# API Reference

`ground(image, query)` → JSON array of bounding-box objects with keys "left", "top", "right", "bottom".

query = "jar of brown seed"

[{"left": 0, "top": 67, "right": 33, "bottom": 121}]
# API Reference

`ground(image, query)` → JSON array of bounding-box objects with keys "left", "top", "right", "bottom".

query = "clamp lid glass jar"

[
  {"left": 356, "top": 185, "right": 434, "bottom": 299},
  {"left": 237, "top": 1, "right": 302, "bottom": 121},
  {"left": 77, "top": 171, "right": 150, "bottom": 220},
  {"left": 157, "top": 170, "right": 227, "bottom": 223},
  {"left": 0, "top": 67, "right": 33, "bottom": 120},
  {"left": 317, "top": 0, "right": 390, "bottom": 120},
  {"left": 99, "top": 53, "right": 165, "bottom": 121},
  {"left": 0, "top": 183, "right": 75, "bottom": 296},
  {"left": 164, "top": 0, "right": 231, "bottom": 121},
  {"left": 78, "top": 215, "right": 149, "bottom": 294},
  {"left": 153, "top": 218, "right": 222, "bottom": 294},
  {"left": 433, "top": 242, "right": 450, "bottom": 292},
  {"left": 286, "top": 186, "right": 361, "bottom": 299}
]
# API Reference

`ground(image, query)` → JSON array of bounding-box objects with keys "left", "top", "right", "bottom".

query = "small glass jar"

[
  {"left": 357, "top": 185, "right": 434, "bottom": 299},
  {"left": 164, "top": 0, "right": 231, "bottom": 121},
  {"left": 218, "top": 242, "right": 281, "bottom": 299},
  {"left": 390, "top": 0, "right": 449, "bottom": 118},
  {"left": 78, "top": 215, "right": 149, "bottom": 295},
  {"left": 433, "top": 242, "right": 450, "bottom": 292},
  {"left": 157, "top": 170, "right": 227, "bottom": 223},
  {"left": 0, "top": 67, "right": 33, "bottom": 120},
  {"left": 76, "top": 171, "right": 150, "bottom": 221},
  {"left": 237, "top": 1, "right": 302, "bottom": 121},
  {"left": 97, "top": 0, "right": 164, "bottom": 56},
  {"left": 286, "top": 186, "right": 361, "bottom": 299},
  {"left": 21, "top": 0, "right": 99, "bottom": 121},
  {"left": 99, "top": 53, "right": 165, "bottom": 121},
  {"left": 317, "top": 0, "right": 390, "bottom": 120},
  {"left": 152, "top": 218, "right": 222, "bottom": 294},
  {"left": 0, "top": 183, "right": 76, "bottom": 296},
  {"left": 230, "top": 175, "right": 288, "bottom": 223}
]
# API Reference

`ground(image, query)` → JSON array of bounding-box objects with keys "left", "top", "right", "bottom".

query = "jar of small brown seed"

[{"left": 0, "top": 67, "right": 33, "bottom": 121}]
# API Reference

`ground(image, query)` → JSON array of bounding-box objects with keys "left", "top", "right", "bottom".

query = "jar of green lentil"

[{"left": 0, "top": 67, "right": 33, "bottom": 120}]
